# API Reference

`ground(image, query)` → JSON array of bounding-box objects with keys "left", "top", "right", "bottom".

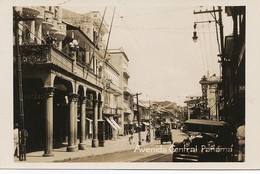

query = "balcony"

[
  {"left": 50, "top": 20, "right": 58, "bottom": 34},
  {"left": 19, "top": 45, "right": 103, "bottom": 88},
  {"left": 22, "top": 6, "right": 40, "bottom": 17},
  {"left": 123, "top": 86, "right": 132, "bottom": 95},
  {"left": 35, "top": 6, "right": 45, "bottom": 24},
  {"left": 123, "top": 68, "right": 130, "bottom": 78},
  {"left": 42, "top": 11, "right": 54, "bottom": 31},
  {"left": 54, "top": 23, "right": 66, "bottom": 41}
]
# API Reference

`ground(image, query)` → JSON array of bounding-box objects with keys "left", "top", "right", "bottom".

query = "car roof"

[{"left": 184, "top": 119, "right": 227, "bottom": 126}]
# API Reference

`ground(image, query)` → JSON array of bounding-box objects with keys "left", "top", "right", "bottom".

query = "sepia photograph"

[{"left": 1, "top": 0, "right": 260, "bottom": 170}]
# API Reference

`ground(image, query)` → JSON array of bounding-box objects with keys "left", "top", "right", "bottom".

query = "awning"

[
  {"left": 109, "top": 117, "right": 121, "bottom": 130},
  {"left": 105, "top": 117, "right": 118, "bottom": 130}
]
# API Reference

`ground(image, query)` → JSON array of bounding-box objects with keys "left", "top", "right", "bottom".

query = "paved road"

[{"left": 65, "top": 129, "right": 187, "bottom": 162}]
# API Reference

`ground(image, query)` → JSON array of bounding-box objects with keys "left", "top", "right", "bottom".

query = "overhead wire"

[
  {"left": 104, "top": 6, "right": 196, "bottom": 18},
  {"left": 213, "top": 6, "right": 221, "bottom": 54},
  {"left": 196, "top": 14, "right": 206, "bottom": 75},
  {"left": 201, "top": 10, "right": 210, "bottom": 75},
  {"left": 207, "top": 12, "right": 217, "bottom": 74},
  {"left": 115, "top": 10, "right": 153, "bottom": 67}
]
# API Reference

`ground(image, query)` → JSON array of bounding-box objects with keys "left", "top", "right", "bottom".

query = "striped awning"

[
  {"left": 105, "top": 117, "right": 118, "bottom": 130},
  {"left": 109, "top": 117, "right": 121, "bottom": 130}
]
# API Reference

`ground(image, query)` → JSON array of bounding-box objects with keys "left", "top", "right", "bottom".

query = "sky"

[{"left": 63, "top": 1, "right": 233, "bottom": 106}]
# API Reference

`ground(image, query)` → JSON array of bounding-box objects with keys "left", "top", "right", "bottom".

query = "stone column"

[
  {"left": 43, "top": 87, "right": 54, "bottom": 157},
  {"left": 98, "top": 101, "right": 105, "bottom": 147},
  {"left": 67, "top": 93, "right": 78, "bottom": 152},
  {"left": 79, "top": 97, "right": 87, "bottom": 150},
  {"left": 92, "top": 99, "right": 99, "bottom": 147},
  {"left": 74, "top": 95, "right": 78, "bottom": 149},
  {"left": 29, "top": 21, "right": 35, "bottom": 42}
]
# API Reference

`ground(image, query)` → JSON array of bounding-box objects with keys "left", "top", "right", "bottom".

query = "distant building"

[
  {"left": 108, "top": 48, "right": 133, "bottom": 135},
  {"left": 199, "top": 74, "right": 221, "bottom": 121},
  {"left": 184, "top": 96, "right": 202, "bottom": 120}
]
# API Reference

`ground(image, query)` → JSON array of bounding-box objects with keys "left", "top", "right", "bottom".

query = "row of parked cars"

[
  {"left": 154, "top": 119, "right": 235, "bottom": 162},
  {"left": 172, "top": 119, "right": 234, "bottom": 162}
]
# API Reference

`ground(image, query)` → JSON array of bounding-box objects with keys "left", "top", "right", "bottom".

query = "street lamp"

[
  {"left": 69, "top": 39, "right": 79, "bottom": 73},
  {"left": 192, "top": 31, "right": 198, "bottom": 42}
]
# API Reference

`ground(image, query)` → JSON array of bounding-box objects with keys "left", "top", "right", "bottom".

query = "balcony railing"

[
  {"left": 22, "top": 6, "right": 40, "bottom": 17},
  {"left": 54, "top": 23, "right": 66, "bottom": 41},
  {"left": 42, "top": 11, "right": 54, "bottom": 31},
  {"left": 19, "top": 44, "right": 103, "bottom": 88},
  {"left": 35, "top": 6, "right": 44, "bottom": 24}
]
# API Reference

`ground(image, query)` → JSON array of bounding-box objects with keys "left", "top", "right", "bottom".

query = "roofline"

[
  {"left": 109, "top": 51, "right": 129, "bottom": 62},
  {"left": 105, "top": 61, "right": 120, "bottom": 75}
]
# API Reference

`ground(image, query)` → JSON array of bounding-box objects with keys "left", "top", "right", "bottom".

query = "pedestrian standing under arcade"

[{"left": 13, "top": 123, "right": 19, "bottom": 158}]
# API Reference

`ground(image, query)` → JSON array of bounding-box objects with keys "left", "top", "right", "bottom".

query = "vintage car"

[
  {"left": 172, "top": 119, "right": 234, "bottom": 162},
  {"left": 160, "top": 125, "right": 173, "bottom": 144}
]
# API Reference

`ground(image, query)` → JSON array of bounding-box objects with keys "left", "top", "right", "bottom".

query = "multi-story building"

[
  {"left": 184, "top": 96, "right": 202, "bottom": 120},
  {"left": 108, "top": 48, "right": 133, "bottom": 135},
  {"left": 133, "top": 101, "right": 150, "bottom": 132},
  {"left": 13, "top": 6, "right": 110, "bottom": 157},
  {"left": 102, "top": 56, "right": 123, "bottom": 139},
  {"left": 199, "top": 74, "right": 221, "bottom": 121},
  {"left": 222, "top": 6, "right": 245, "bottom": 130}
]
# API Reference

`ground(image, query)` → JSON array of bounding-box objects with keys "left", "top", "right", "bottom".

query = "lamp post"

[{"left": 69, "top": 39, "right": 79, "bottom": 73}]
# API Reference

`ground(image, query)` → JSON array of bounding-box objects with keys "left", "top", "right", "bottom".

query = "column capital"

[
  {"left": 69, "top": 93, "right": 78, "bottom": 102},
  {"left": 43, "top": 87, "right": 55, "bottom": 97},
  {"left": 92, "top": 99, "right": 99, "bottom": 105},
  {"left": 80, "top": 96, "right": 87, "bottom": 103}
]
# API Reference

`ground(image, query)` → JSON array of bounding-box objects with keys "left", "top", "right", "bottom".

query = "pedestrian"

[
  {"left": 236, "top": 124, "right": 245, "bottom": 162},
  {"left": 146, "top": 131, "right": 150, "bottom": 143},
  {"left": 13, "top": 123, "right": 19, "bottom": 158},
  {"left": 128, "top": 131, "right": 134, "bottom": 145}
]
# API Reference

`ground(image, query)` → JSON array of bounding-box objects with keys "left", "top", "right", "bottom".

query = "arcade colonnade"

[{"left": 36, "top": 72, "right": 103, "bottom": 157}]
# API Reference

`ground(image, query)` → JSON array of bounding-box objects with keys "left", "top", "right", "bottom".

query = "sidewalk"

[{"left": 15, "top": 131, "right": 152, "bottom": 163}]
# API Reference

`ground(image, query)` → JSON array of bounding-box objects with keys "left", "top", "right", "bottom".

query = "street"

[{"left": 64, "top": 129, "right": 187, "bottom": 162}]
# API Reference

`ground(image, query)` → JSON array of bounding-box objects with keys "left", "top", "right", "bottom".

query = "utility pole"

[
  {"left": 103, "top": 6, "right": 116, "bottom": 61},
  {"left": 148, "top": 100, "right": 151, "bottom": 143},
  {"left": 13, "top": 8, "right": 34, "bottom": 161},
  {"left": 134, "top": 93, "right": 142, "bottom": 145},
  {"left": 193, "top": 6, "right": 225, "bottom": 121}
]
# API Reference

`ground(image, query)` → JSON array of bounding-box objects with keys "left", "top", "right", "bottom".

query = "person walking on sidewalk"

[
  {"left": 146, "top": 130, "right": 150, "bottom": 143},
  {"left": 128, "top": 131, "right": 134, "bottom": 145},
  {"left": 13, "top": 123, "right": 19, "bottom": 158}
]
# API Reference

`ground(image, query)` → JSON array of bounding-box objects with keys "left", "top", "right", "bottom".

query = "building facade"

[
  {"left": 184, "top": 96, "right": 202, "bottom": 120},
  {"left": 13, "top": 6, "right": 123, "bottom": 157},
  {"left": 199, "top": 74, "right": 221, "bottom": 121},
  {"left": 108, "top": 48, "right": 134, "bottom": 135},
  {"left": 222, "top": 6, "right": 245, "bottom": 131}
]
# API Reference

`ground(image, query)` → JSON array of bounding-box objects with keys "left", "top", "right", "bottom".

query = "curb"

[{"left": 54, "top": 140, "right": 154, "bottom": 162}]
